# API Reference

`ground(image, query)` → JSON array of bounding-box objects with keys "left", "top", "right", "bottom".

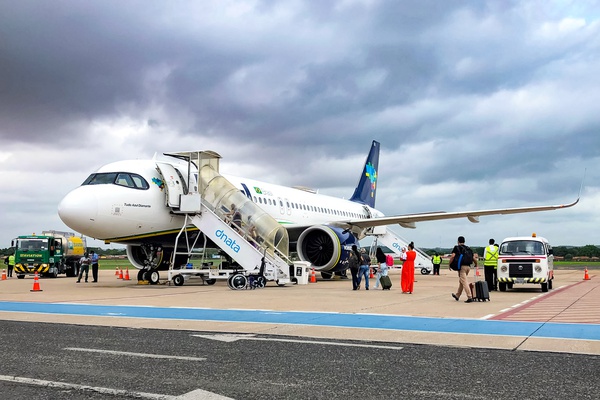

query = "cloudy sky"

[{"left": 1, "top": 0, "right": 598, "bottom": 250}]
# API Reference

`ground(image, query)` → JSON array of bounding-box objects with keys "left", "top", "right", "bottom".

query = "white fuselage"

[{"left": 58, "top": 158, "right": 383, "bottom": 244}]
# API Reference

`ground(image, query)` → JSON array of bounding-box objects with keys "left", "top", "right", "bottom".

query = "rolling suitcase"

[
  {"left": 379, "top": 275, "right": 392, "bottom": 290},
  {"left": 474, "top": 280, "right": 490, "bottom": 301}
]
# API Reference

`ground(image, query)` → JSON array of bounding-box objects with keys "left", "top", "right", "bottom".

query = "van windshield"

[{"left": 499, "top": 240, "right": 544, "bottom": 255}]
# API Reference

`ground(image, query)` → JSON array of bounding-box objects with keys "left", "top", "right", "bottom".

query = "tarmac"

[{"left": 0, "top": 267, "right": 598, "bottom": 355}]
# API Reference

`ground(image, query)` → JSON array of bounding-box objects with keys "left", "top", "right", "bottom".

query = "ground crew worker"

[
  {"left": 431, "top": 252, "right": 442, "bottom": 275},
  {"left": 483, "top": 238, "right": 499, "bottom": 291},
  {"left": 7, "top": 253, "right": 15, "bottom": 278}
]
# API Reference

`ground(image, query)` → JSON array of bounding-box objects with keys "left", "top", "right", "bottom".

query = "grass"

[{"left": 98, "top": 257, "right": 600, "bottom": 271}]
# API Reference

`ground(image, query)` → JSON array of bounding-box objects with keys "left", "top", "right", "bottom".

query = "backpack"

[
  {"left": 386, "top": 254, "right": 394, "bottom": 267},
  {"left": 449, "top": 245, "right": 473, "bottom": 271},
  {"left": 348, "top": 252, "right": 359, "bottom": 270}
]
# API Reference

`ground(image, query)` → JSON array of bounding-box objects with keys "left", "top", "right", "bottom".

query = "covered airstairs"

[{"left": 155, "top": 151, "right": 299, "bottom": 289}]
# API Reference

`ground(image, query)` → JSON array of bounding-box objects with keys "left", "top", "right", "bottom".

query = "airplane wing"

[{"left": 344, "top": 197, "right": 580, "bottom": 229}]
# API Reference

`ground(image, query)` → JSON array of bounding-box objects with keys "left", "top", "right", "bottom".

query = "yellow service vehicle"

[{"left": 497, "top": 233, "right": 554, "bottom": 292}]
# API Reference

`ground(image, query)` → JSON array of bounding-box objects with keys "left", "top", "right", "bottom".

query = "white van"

[{"left": 497, "top": 233, "right": 554, "bottom": 292}]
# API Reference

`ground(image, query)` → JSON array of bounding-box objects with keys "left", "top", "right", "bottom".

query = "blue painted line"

[{"left": 0, "top": 301, "right": 598, "bottom": 341}]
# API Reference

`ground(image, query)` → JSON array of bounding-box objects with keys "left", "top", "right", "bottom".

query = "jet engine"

[
  {"left": 296, "top": 225, "right": 358, "bottom": 272},
  {"left": 126, "top": 244, "right": 187, "bottom": 271}
]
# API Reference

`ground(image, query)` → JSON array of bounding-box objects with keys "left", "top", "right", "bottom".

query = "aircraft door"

[{"left": 156, "top": 162, "right": 185, "bottom": 208}]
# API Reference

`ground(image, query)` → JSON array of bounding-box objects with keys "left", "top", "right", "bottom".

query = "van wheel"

[
  {"left": 498, "top": 282, "right": 507, "bottom": 292},
  {"left": 421, "top": 268, "right": 431, "bottom": 275},
  {"left": 541, "top": 282, "right": 548, "bottom": 292}
]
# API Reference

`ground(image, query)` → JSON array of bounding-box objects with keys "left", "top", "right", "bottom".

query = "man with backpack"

[{"left": 449, "top": 236, "right": 475, "bottom": 303}]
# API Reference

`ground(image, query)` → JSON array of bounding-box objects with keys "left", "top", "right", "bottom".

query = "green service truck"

[{"left": 12, "top": 230, "right": 86, "bottom": 278}]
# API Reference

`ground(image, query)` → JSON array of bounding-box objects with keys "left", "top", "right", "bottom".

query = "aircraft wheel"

[
  {"left": 421, "top": 268, "right": 431, "bottom": 275},
  {"left": 172, "top": 274, "right": 184, "bottom": 286},
  {"left": 320, "top": 271, "right": 333, "bottom": 280},
  {"left": 148, "top": 270, "right": 160, "bottom": 285},
  {"left": 541, "top": 282, "right": 548, "bottom": 292},
  {"left": 17, "top": 274, "right": 25, "bottom": 279},
  {"left": 205, "top": 279, "right": 216, "bottom": 285},
  {"left": 498, "top": 282, "right": 507, "bottom": 292},
  {"left": 137, "top": 270, "right": 146, "bottom": 281},
  {"left": 230, "top": 274, "right": 247, "bottom": 290}
]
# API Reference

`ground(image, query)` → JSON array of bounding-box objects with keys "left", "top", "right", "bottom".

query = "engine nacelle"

[
  {"left": 126, "top": 245, "right": 187, "bottom": 270},
  {"left": 297, "top": 225, "right": 358, "bottom": 272}
]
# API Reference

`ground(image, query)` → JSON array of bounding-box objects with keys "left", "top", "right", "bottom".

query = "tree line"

[
  {"left": 2, "top": 245, "right": 599, "bottom": 260},
  {"left": 423, "top": 245, "right": 600, "bottom": 260}
]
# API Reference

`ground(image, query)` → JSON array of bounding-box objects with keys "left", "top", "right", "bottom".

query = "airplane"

[{"left": 58, "top": 140, "right": 579, "bottom": 283}]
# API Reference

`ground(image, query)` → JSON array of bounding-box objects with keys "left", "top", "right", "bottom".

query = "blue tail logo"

[{"left": 349, "top": 140, "right": 380, "bottom": 208}]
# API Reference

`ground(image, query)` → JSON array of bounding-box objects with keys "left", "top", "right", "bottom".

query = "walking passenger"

[
  {"left": 449, "top": 236, "right": 475, "bottom": 303},
  {"left": 349, "top": 245, "right": 360, "bottom": 290},
  {"left": 374, "top": 247, "right": 388, "bottom": 289},
  {"left": 356, "top": 248, "right": 371, "bottom": 290}
]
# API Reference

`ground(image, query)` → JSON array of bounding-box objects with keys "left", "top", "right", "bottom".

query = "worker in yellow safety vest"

[
  {"left": 7, "top": 253, "right": 15, "bottom": 278},
  {"left": 483, "top": 238, "right": 499, "bottom": 291},
  {"left": 431, "top": 252, "right": 442, "bottom": 275}
]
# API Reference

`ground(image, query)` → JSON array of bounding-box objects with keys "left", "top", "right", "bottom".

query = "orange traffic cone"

[
  {"left": 1, "top": 269, "right": 6, "bottom": 281},
  {"left": 584, "top": 267, "right": 590, "bottom": 281},
  {"left": 476, "top": 266, "right": 481, "bottom": 277},
  {"left": 118, "top": 268, "right": 123, "bottom": 279},
  {"left": 124, "top": 267, "right": 131, "bottom": 281},
  {"left": 115, "top": 267, "right": 120, "bottom": 276},
  {"left": 309, "top": 268, "right": 317, "bottom": 283},
  {"left": 369, "top": 267, "right": 374, "bottom": 279},
  {"left": 30, "top": 272, "right": 43, "bottom": 292}
]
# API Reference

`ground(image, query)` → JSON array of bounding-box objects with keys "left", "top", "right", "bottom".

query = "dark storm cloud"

[{"left": 1, "top": 0, "right": 599, "bottom": 248}]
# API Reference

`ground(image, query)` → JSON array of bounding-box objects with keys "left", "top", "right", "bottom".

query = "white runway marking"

[
  {"left": 0, "top": 374, "right": 234, "bottom": 399},
  {"left": 193, "top": 334, "right": 404, "bottom": 350},
  {"left": 64, "top": 347, "right": 206, "bottom": 361}
]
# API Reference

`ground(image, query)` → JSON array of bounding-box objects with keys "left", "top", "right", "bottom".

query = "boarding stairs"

[
  {"left": 156, "top": 151, "right": 294, "bottom": 289},
  {"left": 368, "top": 228, "right": 433, "bottom": 274}
]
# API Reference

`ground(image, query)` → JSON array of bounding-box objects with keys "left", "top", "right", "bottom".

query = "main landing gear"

[{"left": 137, "top": 269, "right": 160, "bottom": 285}]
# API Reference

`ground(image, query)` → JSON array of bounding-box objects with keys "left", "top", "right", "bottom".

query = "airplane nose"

[{"left": 58, "top": 187, "right": 99, "bottom": 236}]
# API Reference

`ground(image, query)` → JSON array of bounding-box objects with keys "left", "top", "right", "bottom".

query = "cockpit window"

[{"left": 82, "top": 172, "right": 149, "bottom": 190}]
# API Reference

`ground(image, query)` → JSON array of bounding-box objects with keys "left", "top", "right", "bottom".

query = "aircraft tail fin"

[{"left": 349, "top": 140, "right": 380, "bottom": 208}]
